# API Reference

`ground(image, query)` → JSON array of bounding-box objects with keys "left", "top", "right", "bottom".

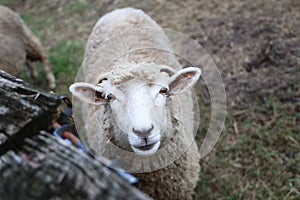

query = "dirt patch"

[{"left": 186, "top": 1, "right": 299, "bottom": 107}]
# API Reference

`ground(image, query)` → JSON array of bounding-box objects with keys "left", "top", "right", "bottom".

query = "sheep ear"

[
  {"left": 168, "top": 67, "right": 201, "bottom": 95},
  {"left": 69, "top": 82, "right": 105, "bottom": 105}
]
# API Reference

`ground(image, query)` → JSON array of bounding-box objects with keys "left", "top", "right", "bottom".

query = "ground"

[{"left": 1, "top": 0, "right": 299, "bottom": 199}]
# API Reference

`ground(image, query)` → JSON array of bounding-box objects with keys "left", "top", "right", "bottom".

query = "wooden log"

[
  {"left": 0, "top": 70, "right": 150, "bottom": 200},
  {"left": 0, "top": 132, "right": 149, "bottom": 200},
  {"left": 0, "top": 70, "right": 59, "bottom": 155}
]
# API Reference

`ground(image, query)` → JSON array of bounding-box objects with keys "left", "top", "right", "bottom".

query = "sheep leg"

[
  {"left": 26, "top": 60, "right": 38, "bottom": 80},
  {"left": 41, "top": 58, "right": 56, "bottom": 89}
]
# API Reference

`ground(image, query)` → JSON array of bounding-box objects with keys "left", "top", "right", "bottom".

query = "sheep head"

[{"left": 70, "top": 63, "right": 201, "bottom": 155}]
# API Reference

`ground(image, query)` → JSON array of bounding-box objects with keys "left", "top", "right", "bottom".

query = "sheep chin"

[{"left": 131, "top": 141, "right": 160, "bottom": 156}]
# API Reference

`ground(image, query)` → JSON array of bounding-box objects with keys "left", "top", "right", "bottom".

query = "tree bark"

[
  {"left": 0, "top": 70, "right": 150, "bottom": 200},
  {"left": 0, "top": 70, "right": 59, "bottom": 155}
]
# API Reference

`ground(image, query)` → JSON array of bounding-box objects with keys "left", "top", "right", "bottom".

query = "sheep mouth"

[
  {"left": 131, "top": 141, "right": 161, "bottom": 155},
  {"left": 133, "top": 143, "right": 156, "bottom": 151}
]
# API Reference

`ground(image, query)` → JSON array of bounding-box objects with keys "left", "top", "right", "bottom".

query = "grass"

[
  {"left": 195, "top": 97, "right": 300, "bottom": 200},
  {"left": 63, "top": 0, "right": 92, "bottom": 15},
  {"left": 2, "top": 0, "right": 300, "bottom": 199},
  {"left": 48, "top": 41, "right": 84, "bottom": 95}
]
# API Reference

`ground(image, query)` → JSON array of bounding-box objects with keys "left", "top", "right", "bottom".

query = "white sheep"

[
  {"left": 70, "top": 8, "right": 201, "bottom": 200},
  {"left": 0, "top": 5, "right": 55, "bottom": 88}
]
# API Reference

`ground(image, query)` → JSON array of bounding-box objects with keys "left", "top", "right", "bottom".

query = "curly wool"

[{"left": 107, "top": 62, "right": 168, "bottom": 86}]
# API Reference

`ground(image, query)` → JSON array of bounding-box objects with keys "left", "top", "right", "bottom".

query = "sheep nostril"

[
  {"left": 132, "top": 124, "right": 154, "bottom": 137},
  {"left": 143, "top": 138, "right": 148, "bottom": 146}
]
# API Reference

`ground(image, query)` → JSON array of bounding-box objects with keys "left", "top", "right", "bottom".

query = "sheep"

[
  {"left": 70, "top": 8, "right": 201, "bottom": 200},
  {"left": 0, "top": 5, "right": 55, "bottom": 88}
]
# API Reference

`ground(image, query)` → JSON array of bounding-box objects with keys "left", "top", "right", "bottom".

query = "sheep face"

[{"left": 70, "top": 66, "right": 201, "bottom": 155}]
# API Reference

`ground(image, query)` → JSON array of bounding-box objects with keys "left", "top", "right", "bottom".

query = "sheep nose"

[{"left": 132, "top": 124, "right": 154, "bottom": 137}]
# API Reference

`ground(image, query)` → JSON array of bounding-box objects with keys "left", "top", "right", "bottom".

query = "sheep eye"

[
  {"left": 106, "top": 94, "right": 116, "bottom": 102},
  {"left": 98, "top": 78, "right": 108, "bottom": 84},
  {"left": 159, "top": 87, "right": 168, "bottom": 95},
  {"left": 95, "top": 91, "right": 103, "bottom": 98}
]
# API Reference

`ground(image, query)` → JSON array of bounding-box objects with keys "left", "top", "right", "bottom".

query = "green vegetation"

[
  {"left": 195, "top": 97, "right": 299, "bottom": 199},
  {"left": 48, "top": 41, "right": 84, "bottom": 94}
]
